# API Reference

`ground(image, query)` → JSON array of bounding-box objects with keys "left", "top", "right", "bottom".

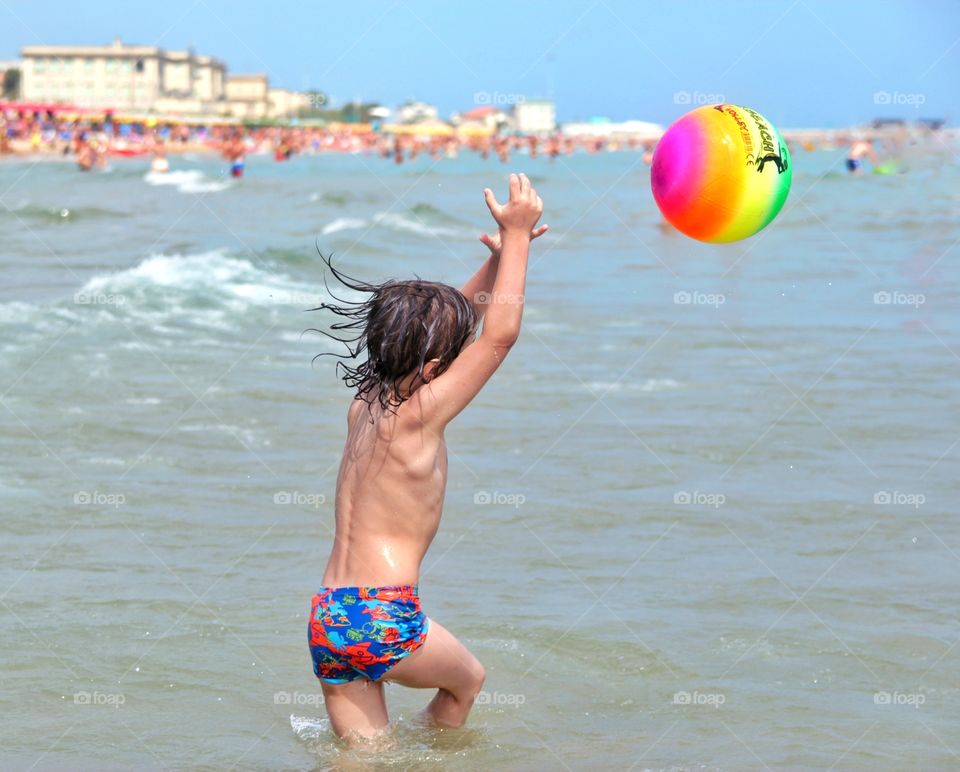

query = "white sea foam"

[
  {"left": 144, "top": 170, "right": 233, "bottom": 194},
  {"left": 0, "top": 300, "right": 43, "bottom": 324},
  {"left": 372, "top": 211, "right": 460, "bottom": 238},
  {"left": 321, "top": 217, "right": 367, "bottom": 235},
  {"left": 320, "top": 212, "right": 462, "bottom": 239},
  {"left": 639, "top": 378, "right": 680, "bottom": 392},
  {"left": 85, "top": 456, "right": 127, "bottom": 466},
  {"left": 79, "top": 251, "right": 320, "bottom": 309},
  {"left": 289, "top": 714, "right": 330, "bottom": 742},
  {"left": 0, "top": 252, "right": 334, "bottom": 347}
]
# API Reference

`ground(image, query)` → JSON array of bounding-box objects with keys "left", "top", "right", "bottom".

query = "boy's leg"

[
  {"left": 320, "top": 678, "right": 389, "bottom": 742},
  {"left": 384, "top": 618, "right": 485, "bottom": 728}
]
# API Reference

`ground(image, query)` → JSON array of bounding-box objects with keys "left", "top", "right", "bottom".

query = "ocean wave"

[
  {"left": 320, "top": 211, "right": 463, "bottom": 239},
  {"left": 144, "top": 169, "right": 233, "bottom": 194},
  {"left": 0, "top": 251, "right": 334, "bottom": 345},
  {"left": 79, "top": 251, "right": 321, "bottom": 309},
  {"left": 527, "top": 321, "right": 572, "bottom": 333},
  {"left": 408, "top": 202, "right": 465, "bottom": 224},
  {"left": 585, "top": 378, "right": 680, "bottom": 393},
  {"left": 310, "top": 191, "right": 351, "bottom": 206},
  {"left": 374, "top": 211, "right": 460, "bottom": 238},
  {"left": 321, "top": 217, "right": 367, "bottom": 235},
  {"left": 2, "top": 203, "right": 123, "bottom": 222}
]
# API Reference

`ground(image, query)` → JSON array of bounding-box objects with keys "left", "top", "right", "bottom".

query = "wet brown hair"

[{"left": 308, "top": 254, "right": 478, "bottom": 411}]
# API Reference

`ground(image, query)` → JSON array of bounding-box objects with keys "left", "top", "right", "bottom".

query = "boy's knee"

[
  {"left": 466, "top": 660, "right": 485, "bottom": 698},
  {"left": 452, "top": 659, "right": 485, "bottom": 703}
]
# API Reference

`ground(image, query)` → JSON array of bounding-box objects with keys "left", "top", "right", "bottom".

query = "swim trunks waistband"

[{"left": 317, "top": 585, "right": 418, "bottom": 600}]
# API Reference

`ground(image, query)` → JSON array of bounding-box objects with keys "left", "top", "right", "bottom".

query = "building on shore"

[
  {"left": 396, "top": 100, "right": 439, "bottom": 125},
  {"left": 17, "top": 37, "right": 306, "bottom": 119},
  {"left": 20, "top": 38, "right": 225, "bottom": 113},
  {"left": 268, "top": 88, "right": 311, "bottom": 121},
  {"left": 223, "top": 73, "right": 268, "bottom": 119},
  {"left": 450, "top": 105, "right": 513, "bottom": 135},
  {"left": 561, "top": 118, "right": 662, "bottom": 140},
  {"left": 514, "top": 99, "right": 556, "bottom": 133}
]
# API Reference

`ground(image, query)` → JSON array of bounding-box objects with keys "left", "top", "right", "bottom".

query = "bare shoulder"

[
  {"left": 346, "top": 397, "right": 366, "bottom": 429},
  {"left": 402, "top": 334, "right": 512, "bottom": 431}
]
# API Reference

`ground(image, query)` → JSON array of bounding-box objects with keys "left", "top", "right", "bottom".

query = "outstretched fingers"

[
  {"left": 508, "top": 172, "right": 521, "bottom": 200},
  {"left": 483, "top": 187, "right": 501, "bottom": 218}
]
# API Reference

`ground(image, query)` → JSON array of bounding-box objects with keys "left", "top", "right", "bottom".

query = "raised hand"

[{"left": 483, "top": 173, "right": 544, "bottom": 237}]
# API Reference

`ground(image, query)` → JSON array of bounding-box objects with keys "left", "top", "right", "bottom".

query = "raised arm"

[
  {"left": 407, "top": 173, "right": 544, "bottom": 428},
  {"left": 460, "top": 222, "right": 548, "bottom": 322},
  {"left": 459, "top": 252, "right": 500, "bottom": 321}
]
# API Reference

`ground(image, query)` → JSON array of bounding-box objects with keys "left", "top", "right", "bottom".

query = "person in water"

[
  {"left": 846, "top": 138, "right": 877, "bottom": 174},
  {"left": 75, "top": 132, "right": 95, "bottom": 172},
  {"left": 222, "top": 130, "right": 245, "bottom": 177},
  {"left": 150, "top": 136, "right": 170, "bottom": 173},
  {"left": 307, "top": 173, "right": 547, "bottom": 743}
]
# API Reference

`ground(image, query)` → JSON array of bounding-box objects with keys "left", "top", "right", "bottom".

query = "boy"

[{"left": 309, "top": 173, "right": 546, "bottom": 741}]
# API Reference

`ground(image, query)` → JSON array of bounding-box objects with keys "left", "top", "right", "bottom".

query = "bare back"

[
  {"left": 321, "top": 396, "right": 448, "bottom": 587},
  {"left": 319, "top": 173, "right": 543, "bottom": 592}
]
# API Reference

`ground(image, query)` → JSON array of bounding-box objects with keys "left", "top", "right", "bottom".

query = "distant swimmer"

[
  {"left": 545, "top": 135, "right": 559, "bottom": 161},
  {"left": 846, "top": 138, "right": 877, "bottom": 174},
  {"left": 223, "top": 131, "right": 246, "bottom": 178},
  {"left": 75, "top": 132, "right": 95, "bottom": 171},
  {"left": 274, "top": 130, "right": 294, "bottom": 162},
  {"left": 89, "top": 123, "right": 109, "bottom": 169},
  {"left": 495, "top": 136, "right": 509, "bottom": 163},
  {"left": 150, "top": 137, "right": 170, "bottom": 173},
  {"left": 641, "top": 140, "right": 655, "bottom": 166}
]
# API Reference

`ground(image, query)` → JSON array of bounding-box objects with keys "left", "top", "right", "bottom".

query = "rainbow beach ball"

[{"left": 651, "top": 104, "right": 791, "bottom": 243}]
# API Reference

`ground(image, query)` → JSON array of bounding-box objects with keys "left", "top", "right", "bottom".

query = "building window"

[
  {"left": 34, "top": 58, "right": 45, "bottom": 73},
  {"left": 85, "top": 58, "right": 94, "bottom": 73},
  {"left": 135, "top": 58, "right": 145, "bottom": 74},
  {"left": 106, "top": 58, "right": 116, "bottom": 73},
  {"left": 63, "top": 57, "right": 74, "bottom": 73},
  {"left": 120, "top": 59, "right": 131, "bottom": 73}
]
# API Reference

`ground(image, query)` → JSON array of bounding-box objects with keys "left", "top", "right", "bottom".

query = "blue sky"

[{"left": 1, "top": 0, "right": 957, "bottom": 127}]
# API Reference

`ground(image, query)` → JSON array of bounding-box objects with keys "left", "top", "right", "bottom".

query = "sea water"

[{"left": 1, "top": 145, "right": 959, "bottom": 769}]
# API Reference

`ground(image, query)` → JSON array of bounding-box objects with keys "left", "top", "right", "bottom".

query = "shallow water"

[{"left": 1, "top": 144, "right": 959, "bottom": 770}]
